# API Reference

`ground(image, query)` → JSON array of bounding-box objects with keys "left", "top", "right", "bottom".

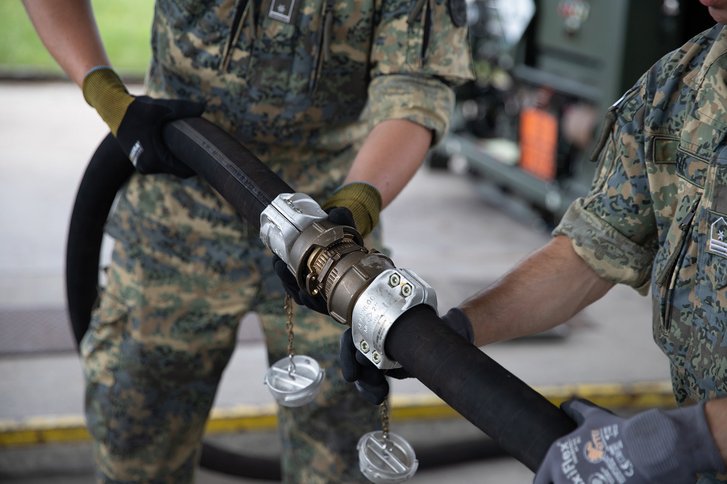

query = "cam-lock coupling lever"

[{"left": 259, "top": 193, "right": 437, "bottom": 369}]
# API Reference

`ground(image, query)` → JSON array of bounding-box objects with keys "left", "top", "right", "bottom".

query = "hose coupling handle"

[{"left": 259, "top": 193, "right": 327, "bottom": 270}]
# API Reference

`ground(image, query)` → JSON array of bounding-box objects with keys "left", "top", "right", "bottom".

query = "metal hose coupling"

[
  {"left": 351, "top": 268, "right": 437, "bottom": 369},
  {"left": 260, "top": 193, "right": 437, "bottom": 369}
]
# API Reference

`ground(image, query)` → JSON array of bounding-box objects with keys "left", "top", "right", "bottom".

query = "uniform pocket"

[
  {"left": 220, "top": 0, "right": 255, "bottom": 72},
  {"left": 80, "top": 275, "right": 129, "bottom": 373},
  {"left": 307, "top": 0, "right": 334, "bottom": 93},
  {"left": 653, "top": 190, "right": 701, "bottom": 332},
  {"left": 247, "top": 10, "right": 304, "bottom": 100},
  {"left": 406, "top": 0, "right": 430, "bottom": 68}
]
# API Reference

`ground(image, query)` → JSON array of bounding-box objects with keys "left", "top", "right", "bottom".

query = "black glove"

[
  {"left": 535, "top": 398, "right": 726, "bottom": 483},
  {"left": 82, "top": 67, "right": 205, "bottom": 178},
  {"left": 272, "top": 206, "right": 356, "bottom": 314},
  {"left": 339, "top": 307, "right": 474, "bottom": 405},
  {"left": 116, "top": 95, "right": 205, "bottom": 177}
]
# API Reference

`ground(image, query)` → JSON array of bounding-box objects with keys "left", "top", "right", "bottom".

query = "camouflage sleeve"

[
  {"left": 364, "top": 0, "right": 475, "bottom": 143},
  {"left": 553, "top": 79, "right": 658, "bottom": 292}
]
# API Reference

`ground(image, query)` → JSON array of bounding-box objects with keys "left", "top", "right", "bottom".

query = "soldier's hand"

[
  {"left": 82, "top": 67, "right": 205, "bottom": 178},
  {"left": 322, "top": 182, "right": 381, "bottom": 238},
  {"left": 534, "top": 399, "right": 726, "bottom": 483}
]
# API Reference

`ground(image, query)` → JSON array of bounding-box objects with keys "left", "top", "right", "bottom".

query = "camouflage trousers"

[{"left": 80, "top": 173, "right": 379, "bottom": 483}]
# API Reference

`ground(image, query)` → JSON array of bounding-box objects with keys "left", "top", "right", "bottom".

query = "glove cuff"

[
  {"left": 668, "top": 401, "right": 726, "bottom": 474},
  {"left": 322, "top": 182, "right": 382, "bottom": 238},
  {"left": 622, "top": 401, "right": 726, "bottom": 478},
  {"left": 82, "top": 67, "right": 134, "bottom": 136},
  {"left": 441, "top": 307, "right": 474, "bottom": 344}
]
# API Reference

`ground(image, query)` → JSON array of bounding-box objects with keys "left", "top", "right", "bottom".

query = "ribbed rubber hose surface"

[
  {"left": 387, "top": 306, "right": 576, "bottom": 471},
  {"left": 162, "top": 118, "right": 293, "bottom": 229}
]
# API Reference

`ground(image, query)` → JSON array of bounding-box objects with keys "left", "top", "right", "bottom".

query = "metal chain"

[
  {"left": 285, "top": 294, "right": 296, "bottom": 356},
  {"left": 284, "top": 294, "right": 297, "bottom": 375},
  {"left": 380, "top": 400, "right": 391, "bottom": 450}
]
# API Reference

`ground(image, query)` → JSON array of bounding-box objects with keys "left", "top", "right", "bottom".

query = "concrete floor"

[{"left": 0, "top": 81, "right": 671, "bottom": 483}]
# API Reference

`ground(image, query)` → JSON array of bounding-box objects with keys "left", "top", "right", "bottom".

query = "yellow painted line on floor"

[
  {"left": 205, "top": 403, "right": 279, "bottom": 433},
  {"left": 536, "top": 380, "right": 676, "bottom": 409},
  {"left": 0, "top": 415, "right": 88, "bottom": 446},
  {"left": 0, "top": 380, "right": 675, "bottom": 447}
]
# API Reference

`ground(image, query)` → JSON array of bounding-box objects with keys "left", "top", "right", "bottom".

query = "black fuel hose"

[
  {"left": 67, "top": 117, "right": 574, "bottom": 479},
  {"left": 161, "top": 118, "right": 292, "bottom": 229},
  {"left": 65, "top": 130, "right": 286, "bottom": 480},
  {"left": 65, "top": 133, "right": 133, "bottom": 346},
  {"left": 160, "top": 118, "right": 577, "bottom": 471},
  {"left": 387, "top": 305, "right": 576, "bottom": 471}
]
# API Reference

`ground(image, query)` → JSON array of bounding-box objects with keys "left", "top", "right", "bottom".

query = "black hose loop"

[{"left": 65, "top": 133, "right": 133, "bottom": 346}]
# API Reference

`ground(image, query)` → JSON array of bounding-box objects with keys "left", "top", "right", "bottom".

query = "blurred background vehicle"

[{"left": 431, "top": 0, "right": 714, "bottom": 226}]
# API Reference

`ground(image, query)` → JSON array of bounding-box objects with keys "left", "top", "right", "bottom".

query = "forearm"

[
  {"left": 344, "top": 119, "right": 432, "bottom": 208},
  {"left": 706, "top": 398, "right": 727, "bottom": 465},
  {"left": 460, "top": 235, "right": 614, "bottom": 346},
  {"left": 22, "top": 0, "right": 109, "bottom": 86}
]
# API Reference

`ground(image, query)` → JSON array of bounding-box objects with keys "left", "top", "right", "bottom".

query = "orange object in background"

[{"left": 519, "top": 107, "right": 558, "bottom": 181}]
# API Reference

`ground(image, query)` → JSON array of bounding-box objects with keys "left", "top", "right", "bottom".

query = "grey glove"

[{"left": 534, "top": 398, "right": 725, "bottom": 484}]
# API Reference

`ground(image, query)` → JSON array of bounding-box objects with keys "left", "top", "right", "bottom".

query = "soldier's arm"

[
  {"left": 343, "top": 119, "right": 432, "bottom": 207},
  {"left": 22, "top": 0, "right": 109, "bottom": 86},
  {"left": 706, "top": 398, "right": 727, "bottom": 464},
  {"left": 462, "top": 78, "right": 653, "bottom": 348},
  {"left": 350, "top": 0, "right": 473, "bottom": 208},
  {"left": 459, "top": 235, "right": 614, "bottom": 347}
]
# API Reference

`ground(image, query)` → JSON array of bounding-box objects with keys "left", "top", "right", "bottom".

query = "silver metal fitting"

[
  {"left": 351, "top": 268, "right": 437, "bottom": 369},
  {"left": 260, "top": 193, "right": 438, "bottom": 370},
  {"left": 259, "top": 193, "right": 327, "bottom": 269}
]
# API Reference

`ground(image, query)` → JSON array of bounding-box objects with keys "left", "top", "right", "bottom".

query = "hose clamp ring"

[{"left": 351, "top": 268, "right": 437, "bottom": 369}]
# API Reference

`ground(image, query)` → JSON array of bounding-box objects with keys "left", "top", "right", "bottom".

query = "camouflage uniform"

[
  {"left": 80, "top": 0, "right": 473, "bottom": 482},
  {"left": 554, "top": 24, "right": 727, "bottom": 483}
]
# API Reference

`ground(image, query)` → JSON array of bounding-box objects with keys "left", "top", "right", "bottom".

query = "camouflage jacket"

[
  {"left": 145, "top": 0, "right": 473, "bottom": 193},
  {"left": 554, "top": 24, "right": 727, "bottom": 407}
]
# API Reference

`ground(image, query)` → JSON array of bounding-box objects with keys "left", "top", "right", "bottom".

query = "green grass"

[{"left": 0, "top": 0, "right": 154, "bottom": 78}]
